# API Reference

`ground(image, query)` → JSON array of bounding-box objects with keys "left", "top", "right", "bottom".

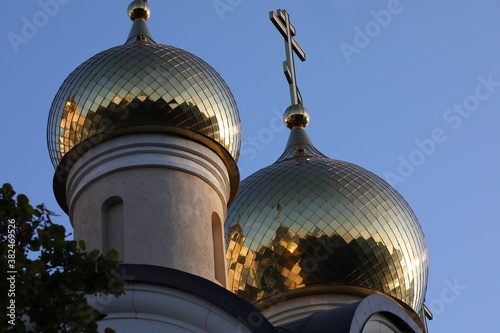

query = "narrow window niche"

[{"left": 102, "top": 196, "right": 124, "bottom": 260}]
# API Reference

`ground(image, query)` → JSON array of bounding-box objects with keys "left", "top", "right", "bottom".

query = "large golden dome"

[
  {"left": 47, "top": 1, "right": 241, "bottom": 167},
  {"left": 225, "top": 106, "right": 428, "bottom": 312}
]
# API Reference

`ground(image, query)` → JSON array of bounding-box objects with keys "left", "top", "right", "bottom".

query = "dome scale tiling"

[
  {"left": 47, "top": 0, "right": 241, "bottom": 168},
  {"left": 225, "top": 106, "right": 429, "bottom": 312}
]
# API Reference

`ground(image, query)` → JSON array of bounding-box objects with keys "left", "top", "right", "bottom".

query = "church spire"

[{"left": 127, "top": 0, "right": 155, "bottom": 43}]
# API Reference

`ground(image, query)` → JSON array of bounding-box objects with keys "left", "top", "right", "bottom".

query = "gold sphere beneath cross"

[
  {"left": 128, "top": 0, "right": 150, "bottom": 21},
  {"left": 284, "top": 104, "right": 310, "bottom": 129}
]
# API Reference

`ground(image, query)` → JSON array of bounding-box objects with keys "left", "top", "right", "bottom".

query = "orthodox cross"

[{"left": 269, "top": 9, "right": 306, "bottom": 105}]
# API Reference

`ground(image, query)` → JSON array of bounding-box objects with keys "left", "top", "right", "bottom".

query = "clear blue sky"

[{"left": 2, "top": 1, "right": 499, "bottom": 332}]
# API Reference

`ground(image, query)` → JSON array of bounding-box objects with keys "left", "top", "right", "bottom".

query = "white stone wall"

[
  {"left": 66, "top": 133, "right": 231, "bottom": 286},
  {"left": 90, "top": 283, "right": 252, "bottom": 333}
]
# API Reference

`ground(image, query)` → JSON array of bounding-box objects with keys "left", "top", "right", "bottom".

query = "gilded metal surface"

[
  {"left": 284, "top": 104, "right": 309, "bottom": 129},
  {"left": 47, "top": 41, "right": 241, "bottom": 167},
  {"left": 128, "top": 0, "right": 150, "bottom": 21},
  {"left": 225, "top": 143, "right": 428, "bottom": 311}
]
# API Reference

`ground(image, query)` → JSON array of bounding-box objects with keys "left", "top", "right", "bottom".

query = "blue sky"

[{"left": 2, "top": 1, "right": 499, "bottom": 332}]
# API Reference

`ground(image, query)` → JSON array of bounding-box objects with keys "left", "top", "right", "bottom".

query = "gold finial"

[
  {"left": 128, "top": 0, "right": 150, "bottom": 21},
  {"left": 284, "top": 104, "right": 309, "bottom": 129}
]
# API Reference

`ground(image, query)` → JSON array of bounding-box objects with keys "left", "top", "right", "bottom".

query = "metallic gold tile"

[
  {"left": 47, "top": 41, "right": 241, "bottom": 167},
  {"left": 225, "top": 144, "right": 428, "bottom": 311}
]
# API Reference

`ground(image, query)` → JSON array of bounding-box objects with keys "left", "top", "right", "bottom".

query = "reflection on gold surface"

[
  {"left": 47, "top": 41, "right": 241, "bottom": 168},
  {"left": 283, "top": 104, "right": 309, "bottom": 129},
  {"left": 225, "top": 143, "right": 428, "bottom": 311},
  {"left": 128, "top": 0, "right": 150, "bottom": 21},
  {"left": 59, "top": 99, "right": 84, "bottom": 155}
]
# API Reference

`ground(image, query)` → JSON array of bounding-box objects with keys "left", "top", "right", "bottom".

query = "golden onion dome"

[
  {"left": 225, "top": 106, "right": 428, "bottom": 312},
  {"left": 47, "top": 1, "right": 241, "bottom": 168}
]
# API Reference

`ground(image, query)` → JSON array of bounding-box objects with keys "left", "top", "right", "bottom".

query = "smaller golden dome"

[
  {"left": 46, "top": 1, "right": 241, "bottom": 168},
  {"left": 225, "top": 150, "right": 429, "bottom": 311},
  {"left": 284, "top": 104, "right": 309, "bottom": 129},
  {"left": 225, "top": 105, "right": 428, "bottom": 311},
  {"left": 128, "top": 0, "right": 150, "bottom": 21}
]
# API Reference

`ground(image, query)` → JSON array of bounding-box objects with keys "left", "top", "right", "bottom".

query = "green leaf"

[
  {"left": 78, "top": 240, "right": 87, "bottom": 251},
  {"left": 32, "top": 259, "right": 46, "bottom": 273},
  {"left": 33, "top": 208, "right": 42, "bottom": 217},
  {"left": 1, "top": 183, "right": 15, "bottom": 200},
  {"left": 0, "top": 183, "right": 124, "bottom": 332},
  {"left": 17, "top": 194, "right": 29, "bottom": 205},
  {"left": 106, "top": 249, "right": 119, "bottom": 261}
]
